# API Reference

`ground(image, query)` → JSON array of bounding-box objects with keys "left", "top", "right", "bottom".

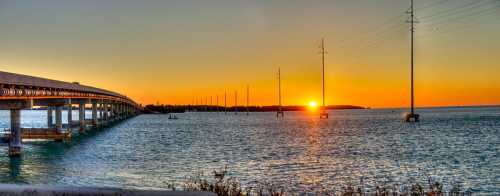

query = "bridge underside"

[
  {"left": 1, "top": 98, "right": 140, "bottom": 157},
  {"left": 0, "top": 71, "right": 142, "bottom": 157},
  {"left": 3, "top": 128, "right": 71, "bottom": 141}
]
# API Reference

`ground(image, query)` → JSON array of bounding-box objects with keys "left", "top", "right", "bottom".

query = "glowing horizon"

[{"left": 0, "top": 0, "right": 498, "bottom": 108}]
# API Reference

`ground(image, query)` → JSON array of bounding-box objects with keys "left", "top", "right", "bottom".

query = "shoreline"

[{"left": 0, "top": 184, "right": 215, "bottom": 196}]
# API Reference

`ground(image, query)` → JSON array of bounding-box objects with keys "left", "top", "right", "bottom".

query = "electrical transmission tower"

[
  {"left": 277, "top": 68, "right": 284, "bottom": 118},
  {"left": 320, "top": 38, "right": 329, "bottom": 119},
  {"left": 405, "top": 0, "right": 420, "bottom": 122}
]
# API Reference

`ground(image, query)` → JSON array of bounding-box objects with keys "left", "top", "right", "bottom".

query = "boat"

[{"left": 168, "top": 114, "right": 178, "bottom": 120}]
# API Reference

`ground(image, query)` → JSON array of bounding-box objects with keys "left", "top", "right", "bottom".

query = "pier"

[{"left": 0, "top": 71, "right": 141, "bottom": 157}]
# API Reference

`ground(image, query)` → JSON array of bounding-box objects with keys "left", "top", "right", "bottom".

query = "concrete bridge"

[{"left": 0, "top": 71, "right": 141, "bottom": 157}]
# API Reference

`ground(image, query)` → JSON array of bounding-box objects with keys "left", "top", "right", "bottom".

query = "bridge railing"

[{"left": 0, "top": 87, "right": 140, "bottom": 109}]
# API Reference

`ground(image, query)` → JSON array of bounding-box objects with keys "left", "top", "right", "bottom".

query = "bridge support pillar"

[
  {"left": 9, "top": 109, "right": 22, "bottom": 157},
  {"left": 110, "top": 103, "right": 115, "bottom": 122},
  {"left": 111, "top": 104, "right": 115, "bottom": 120},
  {"left": 122, "top": 105, "right": 125, "bottom": 119},
  {"left": 103, "top": 102, "right": 108, "bottom": 125},
  {"left": 116, "top": 104, "right": 121, "bottom": 120},
  {"left": 55, "top": 106, "right": 63, "bottom": 133},
  {"left": 123, "top": 105, "right": 127, "bottom": 118},
  {"left": 117, "top": 104, "right": 121, "bottom": 120},
  {"left": 67, "top": 99, "right": 72, "bottom": 133},
  {"left": 125, "top": 106, "right": 129, "bottom": 118},
  {"left": 47, "top": 107, "right": 53, "bottom": 128},
  {"left": 92, "top": 101, "right": 98, "bottom": 127},
  {"left": 108, "top": 103, "right": 112, "bottom": 122},
  {"left": 79, "top": 102, "right": 86, "bottom": 133},
  {"left": 99, "top": 100, "right": 104, "bottom": 126}
]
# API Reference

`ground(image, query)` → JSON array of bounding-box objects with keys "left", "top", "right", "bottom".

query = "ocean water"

[{"left": 0, "top": 107, "right": 498, "bottom": 194}]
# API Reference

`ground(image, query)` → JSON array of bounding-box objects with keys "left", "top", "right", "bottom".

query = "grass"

[{"left": 173, "top": 166, "right": 474, "bottom": 196}]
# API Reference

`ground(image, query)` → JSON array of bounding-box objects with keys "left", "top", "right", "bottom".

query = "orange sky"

[{"left": 0, "top": 0, "right": 499, "bottom": 108}]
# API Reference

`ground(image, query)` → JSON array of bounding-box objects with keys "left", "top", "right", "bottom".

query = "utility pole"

[
  {"left": 205, "top": 96, "right": 208, "bottom": 111},
  {"left": 246, "top": 85, "right": 249, "bottom": 115},
  {"left": 216, "top": 95, "right": 219, "bottom": 112},
  {"left": 320, "top": 38, "right": 329, "bottom": 119},
  {"left": 405, "top": 0, "right": 420, "bottom": 122},
  {"left": 234, "top": 91, "right": 238, "bottom": 114},
  {"left": 277, "top": 67, "right": 284, "bottom": 118}
]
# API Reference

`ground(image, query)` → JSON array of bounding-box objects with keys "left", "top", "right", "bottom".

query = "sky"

[{"left": 0, "top": 0, "right": 499, "bottom": 108}]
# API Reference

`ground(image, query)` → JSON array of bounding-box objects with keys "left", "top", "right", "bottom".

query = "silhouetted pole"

[
  {"left": 322, "top": 38, "right": 325, "bottom": 108},
  {"left": 277, "top": 67, "right": 284, "bottom": 118},
  {"left": 234, "top": 91, "right": 238, "bottom": 114},
  {"left": 246, "top": 85, "right": 249, "bottom": 115},
  {"left": 216, "top": 95, "right": 219, "bottom": 112},
  {"left": 224, "top": 91, "right": 227, "bottom": 115},
  {"left": 410, "top": 0, "right": 415, "bottom": 115},
  {"left": 320, "top": 38, "right": 329, "bottom": 119},
  {"left": 205, "top": 96, "right": 208, "bottom": 111},
  {"left": 405, "top": 0, "right": 420, "bottom": 122}
]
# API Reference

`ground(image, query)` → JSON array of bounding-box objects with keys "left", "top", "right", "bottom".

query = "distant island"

[{"left": 143, "top": 104, "right": 368, "bottom": 114}]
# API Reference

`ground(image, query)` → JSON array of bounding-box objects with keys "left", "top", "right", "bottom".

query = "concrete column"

[
  {"left": 108, "top": 103, "right": 112, "bottom": 121},
  {"left": 116, "top": 104, "right": 120, "bottom": 120},
  {"left": 79, "top": 102, "right": 85, "bottom": 132},
  {"left": 126, "top": 106, "right": 129, "bottom": 117},
  {"left": 99, "top": 100, "right": 103, "bottom": 121},
  {"left": 112, "top": 104, "right": 116, "bottom": 120},
  {"left": 47, "top": 107, "right": 53, "bottom": 128},
  {"left": 125, "top": 106, "right": 128, "bottom": 118},
  {"left": 109, "top": 103, "right": 114, "bottom": 121},
  {"left": 9, "top": 109, "right": 22, "bottom": 157},
  {"left": 67, "top": 99, "right": 72, "bottom": 132},
  {"left": 55, "top": 106, "right": 62, "bottom": 133},
  {"left": 103, "top": 102, "right": 108, "bottom": 122},
  {"left": 118, "top": 104, "right": 122, "bottom": 120},
  {"left": 92, "top": 101, "right": 98, "bottom": 126}
]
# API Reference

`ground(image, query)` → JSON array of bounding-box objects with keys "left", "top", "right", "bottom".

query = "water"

[{"left": 0, "top": 107, "right": 498, "bottom": 194}]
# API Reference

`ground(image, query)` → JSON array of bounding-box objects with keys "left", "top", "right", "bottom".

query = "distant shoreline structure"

[
  {"left": 143, "top": 105, "right": 368, "bottom": 114},
  {"left": 142, "top": 104, "right": 500, "bottom": 114}
]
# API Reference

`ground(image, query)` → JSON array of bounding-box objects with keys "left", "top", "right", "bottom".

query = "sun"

[{"left": 308, "top": 101, "right": 318, "bottom": 111}]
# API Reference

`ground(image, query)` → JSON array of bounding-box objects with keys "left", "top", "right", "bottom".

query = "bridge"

[{"left": 0, "top": 71, "right": 141, "bottom": 157}]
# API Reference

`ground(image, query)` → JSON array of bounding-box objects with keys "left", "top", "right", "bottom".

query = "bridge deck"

[{"left": 0, "top": 71, "right": 124, "bottom": 98}]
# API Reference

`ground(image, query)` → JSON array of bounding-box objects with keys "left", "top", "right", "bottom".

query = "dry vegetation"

[{"left": 174, "top": 166, "right": 473, "bottom": 196}]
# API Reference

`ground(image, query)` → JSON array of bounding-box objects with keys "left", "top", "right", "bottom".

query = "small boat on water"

[{"left": 168, "top": 114, "right": 178, "bottom": 120}]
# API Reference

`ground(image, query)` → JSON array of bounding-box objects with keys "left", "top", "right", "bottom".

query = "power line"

[
  {"left": 420, "top": 2, "right": 499, "bottom": 28},
  {"left": 418, "top": 3, "right": 500, "bottom": 38},
  {"left": 332, "top": 12, "right": 407, "bottom": 50},
  {"left": 417, "top": 0, "right": 452, "bottom": 11},
  {"left": 419, "top": 0, "right": 493, "bottom": 20},
  {"left": 417, "top": 5, "right": 500, "bottom": 39}
]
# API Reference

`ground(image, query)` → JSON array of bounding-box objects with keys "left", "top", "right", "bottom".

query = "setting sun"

[{"left": 308, "top": 101, "right": 318, "bottom": 110}]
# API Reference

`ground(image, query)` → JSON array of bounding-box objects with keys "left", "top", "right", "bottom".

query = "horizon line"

[{"left": 143, "top": 103, "right": 500, "bottom": 110}]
